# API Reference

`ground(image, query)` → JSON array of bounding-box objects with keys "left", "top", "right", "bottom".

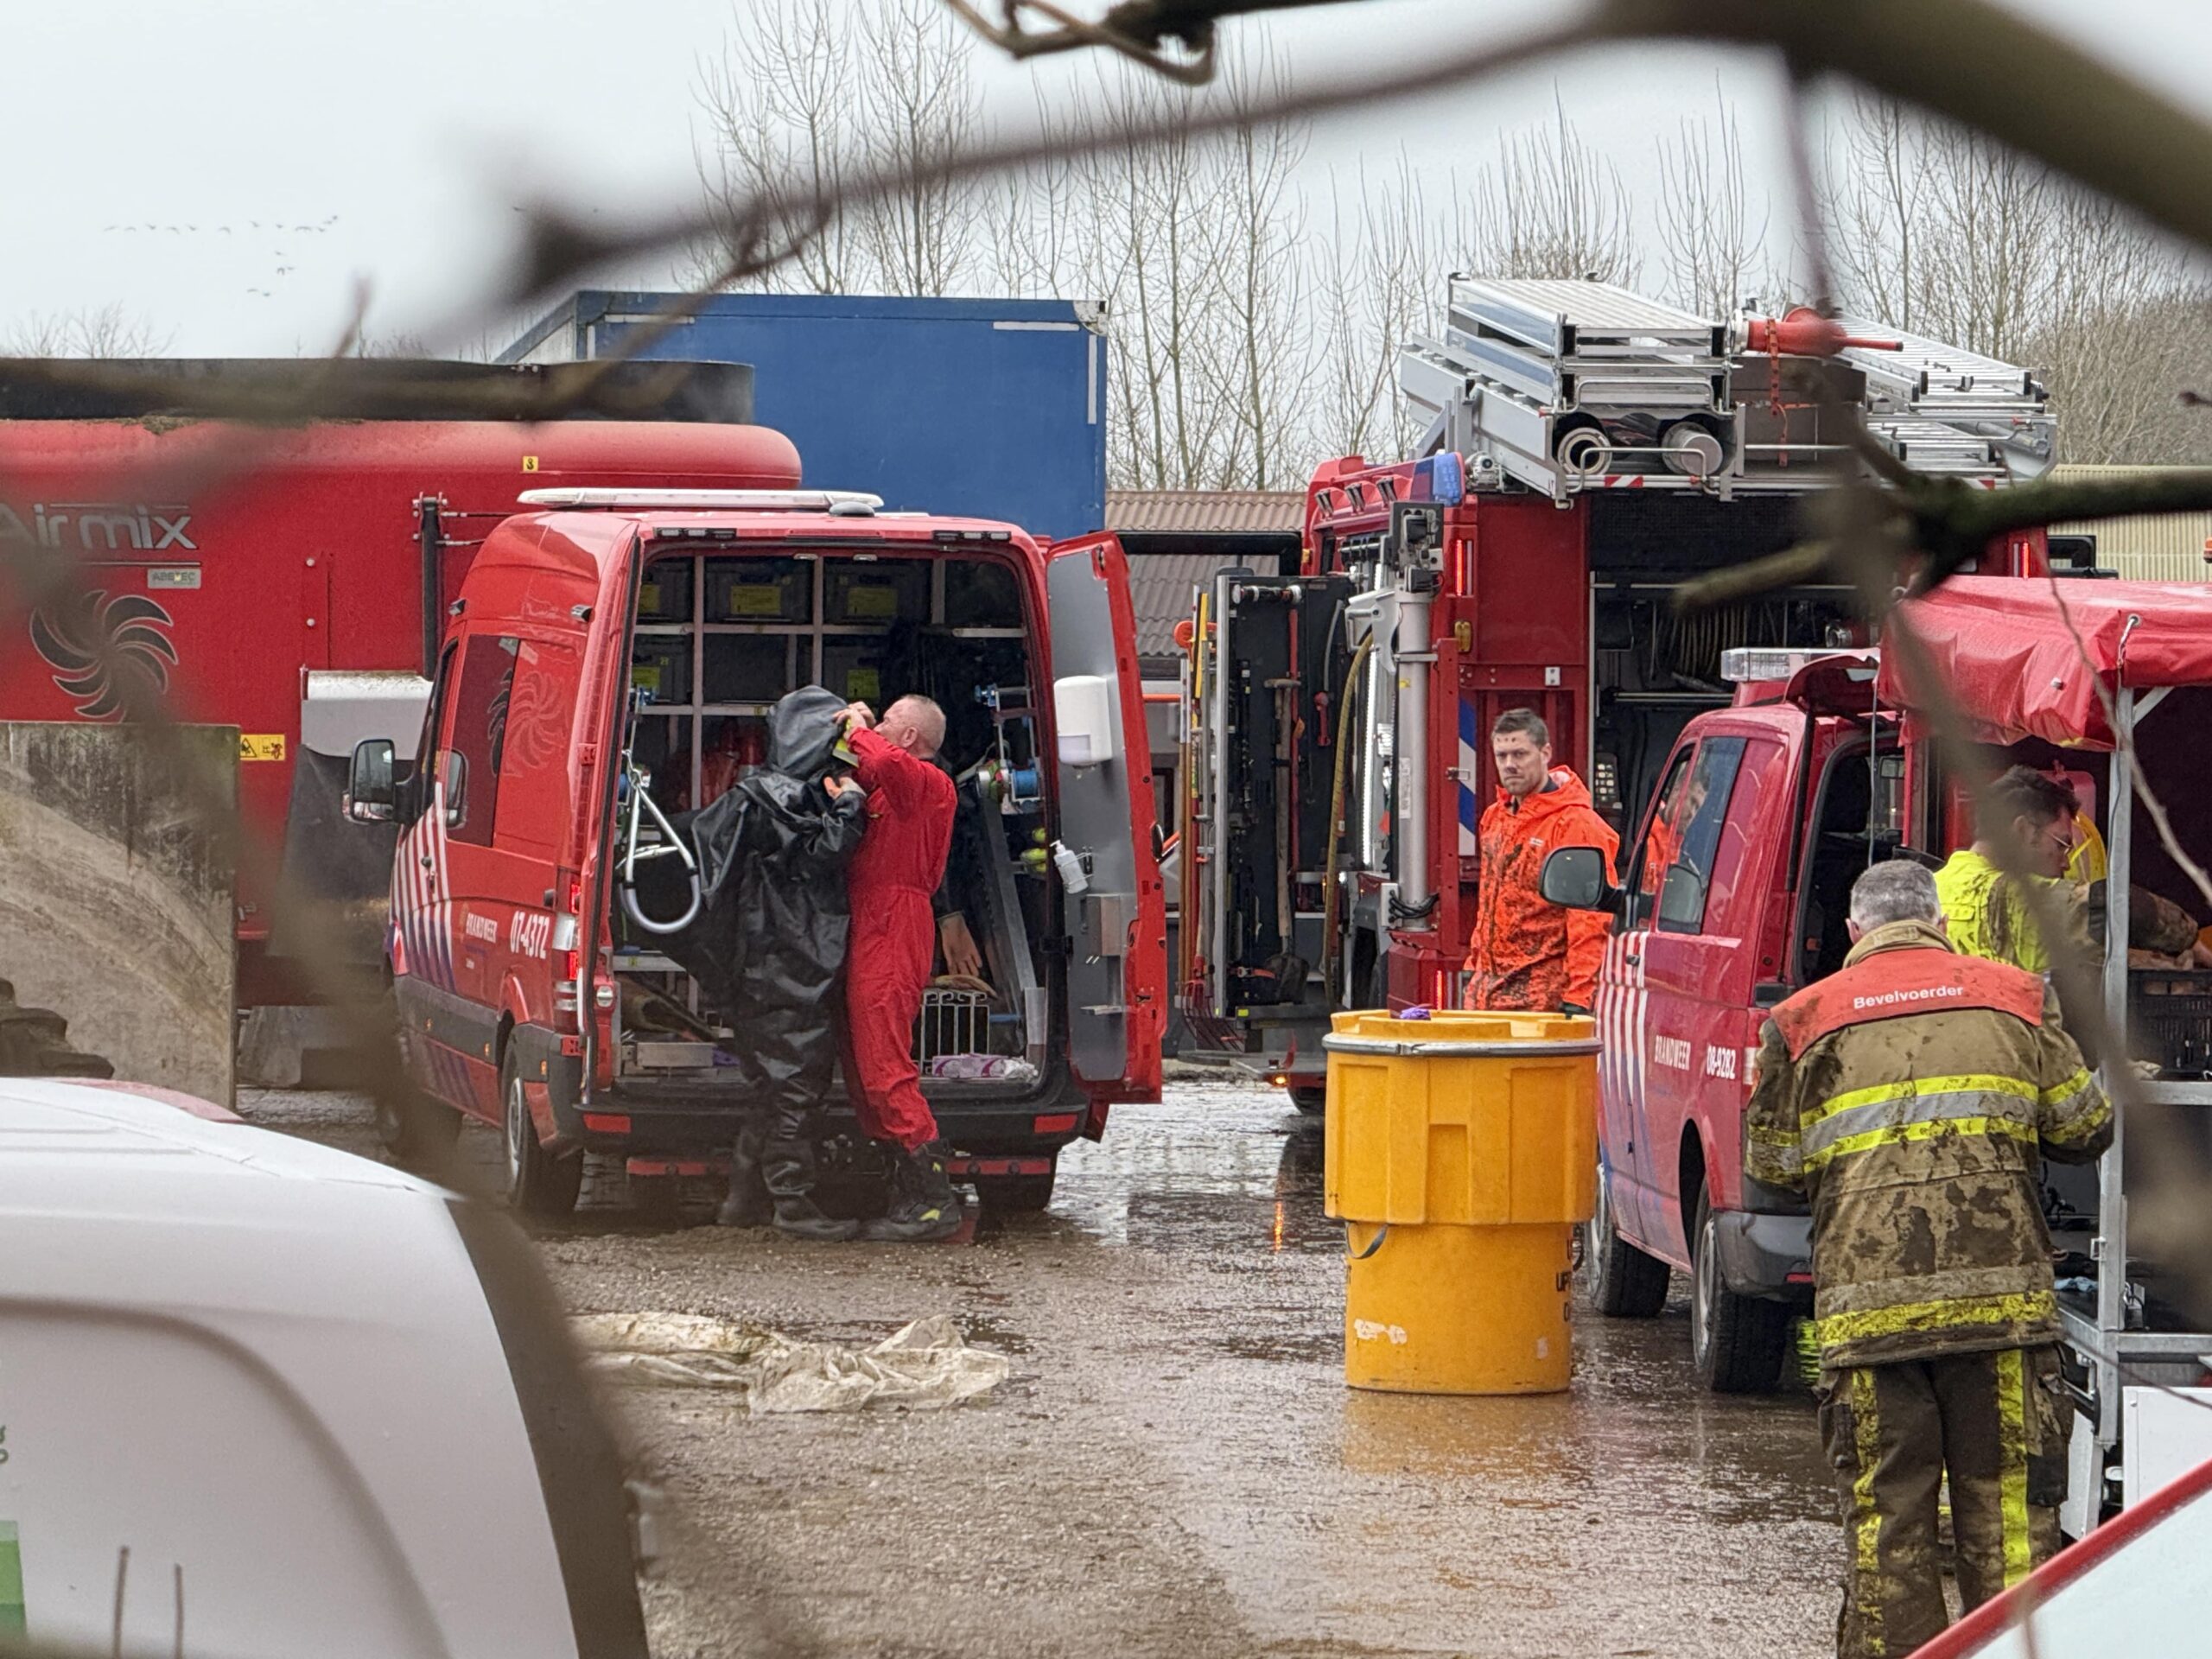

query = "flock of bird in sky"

[{"left": 101, "top": 214, "right": 341, "bottom": 298}]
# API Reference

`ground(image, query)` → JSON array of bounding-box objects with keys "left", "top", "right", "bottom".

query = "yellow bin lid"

[{"left": 1321, "top": 1008, "right": 1599, "bottom": 1057}]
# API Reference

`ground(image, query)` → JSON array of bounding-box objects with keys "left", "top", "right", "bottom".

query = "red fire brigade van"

[
  {"left": 1552, "top": 580, "right": 2212, "bottom": 1523},
  {"left": 1550, "top": 645, "right": 1891, "bottom": 1391},
  {"left": 346, "top": 487, "right": 1165, "bottom": 1214},
  {"left": 0, "top": 362, "right": 790, "bottom": 1001}
]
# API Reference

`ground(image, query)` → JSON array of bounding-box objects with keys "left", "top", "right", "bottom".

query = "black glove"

[{"left": 1559, "top": 1001, "right": 1591, "bottom": 1018}]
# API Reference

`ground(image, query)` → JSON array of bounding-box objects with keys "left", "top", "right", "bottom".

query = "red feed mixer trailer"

[
  {"left": 0, "top": 360, "right": 795, "bottom": 1003},
  {"left": 1178, "top": 278, "right": 2059, "bottom": 1107}
]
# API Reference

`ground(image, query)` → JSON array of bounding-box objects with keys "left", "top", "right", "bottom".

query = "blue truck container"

[{"left": 499, "top": 291, "right": 1107, "bottom": 539}]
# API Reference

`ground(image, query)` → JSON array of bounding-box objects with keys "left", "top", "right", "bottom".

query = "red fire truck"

[
  {"left": 1179, "top": 277, "right": 2056, "bottom": 1110},
  {"left": 344, "top": 487, "right": 1165, "bottom": 1214},
  {"left": 0, "top": 361, "right": 792, "bottom": 1001}
]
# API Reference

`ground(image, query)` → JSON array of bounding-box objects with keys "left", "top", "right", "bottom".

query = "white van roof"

[
  {"left": 0, "top": 1082, "right": 588, "bottom": 1658},
  {"left": 518, "top": 486, "right": 881, "bottom": 515}
]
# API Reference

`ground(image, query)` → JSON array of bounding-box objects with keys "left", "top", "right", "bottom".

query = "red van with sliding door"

[
  {"left": 1563, "top": 648, "right": 1893, "bottom": 1391},
  {"left": 349, "top": 488, "right": 1165, "bottom": 1215}
]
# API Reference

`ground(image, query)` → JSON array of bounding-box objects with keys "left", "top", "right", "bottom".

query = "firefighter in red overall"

[
  {"left": 1462, "top": 708, "right": 1619, "bottom": 1013},
  {"left": 1746, "top": 859, "right": 2111, "bottom": 1657},
  {"left": 840, "top": 696, "right": 965, "bottom": 1242}
]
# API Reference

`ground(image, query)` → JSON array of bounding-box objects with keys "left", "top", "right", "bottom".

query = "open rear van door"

[{"left": 1046, "top": 533, "right": 1166, "bottom": 1103}]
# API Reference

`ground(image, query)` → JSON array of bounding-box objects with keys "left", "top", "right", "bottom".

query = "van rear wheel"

[
  {"left": 1690, "top": 1191, "right": 1790, "bottom": 1394},
  {"left": 1288, "top": 1085, "right": 1328, "bottom": 1116},
  {"left": 502, "top": 1058, "right": 583, "bottom": 1217},
  {"left": 1583, "top": 1163, "right": 1669, "bottom": 1318}
]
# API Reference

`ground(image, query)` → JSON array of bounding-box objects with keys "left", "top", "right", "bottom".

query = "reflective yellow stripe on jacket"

[
  {"left": 1799, "top": 1073, "right": 2038, "bottom": 1171},
  {"left": 2040, "top": 1067, "right": 2108, "bottom": 1148},
  {"left": 1996, "top": 1348, "right": 2034, "bottom": 1587},
  {"left": 1815, "top": 1290, "right": 2059, "bottom": 1352}
]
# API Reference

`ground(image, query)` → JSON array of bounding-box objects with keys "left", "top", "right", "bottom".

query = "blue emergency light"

[{"left": 1410, "top": 452, "right": 1465, "bottom": 506}]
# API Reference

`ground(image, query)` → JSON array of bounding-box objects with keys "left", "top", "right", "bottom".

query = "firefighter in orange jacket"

[{"left": 1462, "top": 708, "right": 1619, "bottom": 1013}]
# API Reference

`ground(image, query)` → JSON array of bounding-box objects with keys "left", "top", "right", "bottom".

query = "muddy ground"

[{"left": 246, "top": 1076, "right": 1840, "bottom": 1659}]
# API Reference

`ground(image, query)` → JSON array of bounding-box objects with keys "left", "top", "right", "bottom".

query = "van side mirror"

[
  {"left": 346, "top": 739, "right": 397, "bottom": 823},
  {"left": 1540, "top": 847, "right": 1620, "bottom": 914},
  {"left": 442, "top": 750, "right": 467, "bottom": 830}
]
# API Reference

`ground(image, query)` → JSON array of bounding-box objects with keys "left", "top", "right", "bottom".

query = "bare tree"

[
  {"left": 691, "top": 0, "right": 981, "bottom": 296},
  {"left": 1821, "top": 96, "right": 1930, "bottom": 325},
  {"left": 1204, "top": 48, "right": 1313, "bottom": 488},
  {"left": 979, "top": 88, "right": 1089, "bottom": 301},
  {"left": 1656, "top": 86, "right": 1769, "bottom": 319},
  {"left": 849, "top": 0, "right": 986, "bottom": 293},
  {"left": 1459, "top": 93, "right": 1640, "bottom": 286},
  {"left": 1310, "top": 156, "right": 1452, "bottom": 462},
  {"left": 1061, "top": 67, "right": 1222, "bottom": 488},
  {"left": 2025, "top": 200, "right": 2210, "bottom": 466},
  {"left": 1822, "top": 96, "right": 2207, "bottom": 464},
  {"left": 692, "top": 0, "right": 860, "bottom": 293},
  {"left": 3, "top": 302, "right": 173, "bottom": 358}
]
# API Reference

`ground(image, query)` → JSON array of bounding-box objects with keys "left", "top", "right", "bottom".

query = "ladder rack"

[{"left": 1401, "top": 276, "right": 2055, "bottom": 499}]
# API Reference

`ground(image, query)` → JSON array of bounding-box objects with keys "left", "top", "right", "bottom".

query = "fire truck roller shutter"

[{"left": 272, "top": 671, "right": 435, "bottom": 964}]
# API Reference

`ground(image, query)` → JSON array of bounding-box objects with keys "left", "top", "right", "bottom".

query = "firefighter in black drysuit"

[{"left": 673, "top": 686, "right": 868, "bottom": 1241}]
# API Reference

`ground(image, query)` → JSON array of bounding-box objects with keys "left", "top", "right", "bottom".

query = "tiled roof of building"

[
  {"left": 1124, "top": 554, "right": 1245, "bottom": 658},
  {"left": 1106, "top": 489, "right": 1305, "bottom": 535}
]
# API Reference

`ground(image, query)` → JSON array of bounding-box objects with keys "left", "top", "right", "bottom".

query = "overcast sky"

[{"left": 10, "top": 0, "right": 2206, "bottom": 356}]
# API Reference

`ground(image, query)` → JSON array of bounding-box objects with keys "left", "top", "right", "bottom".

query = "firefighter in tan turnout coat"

[{"left": 1745, "top": 859, "right": 2112, "bottom": 1658}]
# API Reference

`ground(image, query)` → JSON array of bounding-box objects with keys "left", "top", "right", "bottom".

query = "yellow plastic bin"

[{"left": 1322, "top": 1009, "right": 1599, "bottom": 1395}]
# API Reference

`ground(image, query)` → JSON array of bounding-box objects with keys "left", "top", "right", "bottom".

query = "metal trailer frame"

[{"left": 2061, "top": 683, "right": 2212, "bottom": 1454}]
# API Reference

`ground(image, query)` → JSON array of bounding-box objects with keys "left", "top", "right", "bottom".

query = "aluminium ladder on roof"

[
  {"left": 1399, "top": 276, "right": 2056, "bottom": 499},
  {"left": 1835, "top": 320, "right": 2056, "bottom": 483},
  {"left": 1400, "top": 278, "right": 1728, "bottom": 499}
]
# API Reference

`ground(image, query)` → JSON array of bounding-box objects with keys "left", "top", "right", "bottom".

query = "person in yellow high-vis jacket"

[
  {"left": 1936, "top": 767, "right": 2202, "bottom": 974},
  {"left": 1747, "top": 860, "right": 2112, "bottom": 1659},
  {"left": 1934, "top": 769, "right": 2087, "bottom": 974}
]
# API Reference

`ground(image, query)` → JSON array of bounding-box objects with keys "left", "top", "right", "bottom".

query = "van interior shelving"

[{"left": 608, "top": 544, "right": 1056, "bottom": 1101}]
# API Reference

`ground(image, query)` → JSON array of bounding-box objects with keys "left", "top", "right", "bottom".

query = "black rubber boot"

[
  {"left": 771, "top": 1194, "right": 861, "bottom": 1242},
  {"left": 861, "top": 1141, "right": 963, "bottom": 1243},
  {"left": 760, "top": 1116, "right": 859, "bottom": 1241},
  {"left": 715, "top": 1119, "right": 772, "bottom": 1228}
]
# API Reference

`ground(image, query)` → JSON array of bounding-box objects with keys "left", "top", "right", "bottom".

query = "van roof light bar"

[
  {"left": 1720, "top": 646, "right": 1867, "bottom": 685},
  {"left": 518, "top": 487, "right": 883, "bottom": 515}
]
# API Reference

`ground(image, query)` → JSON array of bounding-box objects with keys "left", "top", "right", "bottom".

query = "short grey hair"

[
  {"left": 1848, "top": 859, "right": 1942, "bottom": 931},
  {"left": 882, "top": 694, "right": 946, "bottom": 748}
]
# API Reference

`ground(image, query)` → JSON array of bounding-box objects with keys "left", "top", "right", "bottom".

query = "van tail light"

[
  {"left": 554, "top": 939, "right": 582, "bottom": 1024},
  {"left": 552, "top": 875, "right": 586, "bottom": 1028}
]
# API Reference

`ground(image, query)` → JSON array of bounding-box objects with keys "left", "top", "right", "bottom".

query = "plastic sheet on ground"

[{"left": 571, "top": 1312, "right": 1010, "bottom": 1412}]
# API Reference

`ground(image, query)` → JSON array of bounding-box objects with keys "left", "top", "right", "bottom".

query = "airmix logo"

[
  {"left": 0, "top": 500, "right": 196, "bottom": 552},
  {"left": 29, "top": 591, "right": 179, "bottom": 719}
]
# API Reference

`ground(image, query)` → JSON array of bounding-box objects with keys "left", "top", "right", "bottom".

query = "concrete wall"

[{"left": 0, "top": 722, "right": 237, "bottom": 1104}]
